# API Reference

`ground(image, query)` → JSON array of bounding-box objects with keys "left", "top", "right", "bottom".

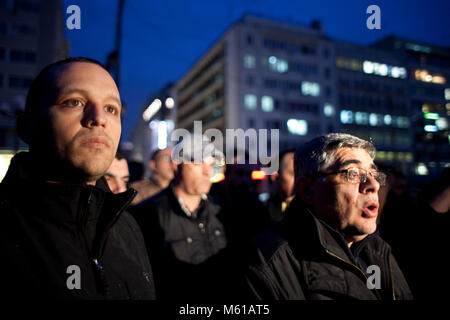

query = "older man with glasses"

[{"left": 245, "top": 133, "right": 413, "bottom": 300}]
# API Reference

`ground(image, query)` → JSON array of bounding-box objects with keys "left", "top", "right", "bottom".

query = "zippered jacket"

[
  {"left": 0, "top": 152, "right": 155, "bottom": 299},
  {"left": 130, "top": 185, "right": 228, "bottom": 300},
  {"left": 245, "top": 197, "right": 413, "bottom": 300}
]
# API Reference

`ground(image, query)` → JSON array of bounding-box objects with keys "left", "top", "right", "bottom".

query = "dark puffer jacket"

[
  {"left": 130, "top": 186, "right": 228, "bottom": 300},
  {"left": 0, "top": 152, "right": 155, "bottom": 299},
  {"left": 245, "top": 197, "right": 413, "bottom": 300}
]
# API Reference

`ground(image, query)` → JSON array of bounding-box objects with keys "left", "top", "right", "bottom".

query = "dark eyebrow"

[
  {"left": 339, "top": 159, "right": 361, "bottom": 168},
  {"left": 339, "top": 159, "right": 378, "bottom": 170}
]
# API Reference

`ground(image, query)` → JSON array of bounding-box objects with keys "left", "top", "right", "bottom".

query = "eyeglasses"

[{"left": 314, "top": 167, "right": 387, "bottom": 186}]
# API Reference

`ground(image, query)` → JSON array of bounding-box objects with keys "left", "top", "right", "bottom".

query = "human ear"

[{"left": 149, "top": 160, "right": 156, "bottom": 171}]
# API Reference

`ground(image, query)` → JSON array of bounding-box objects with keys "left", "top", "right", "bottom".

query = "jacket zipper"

[
  {"left": 325, "top": 249, "right": 383, "bottom": 300},
  {"left": 93, "top": 189, "right": 137, "bottom": 265}
]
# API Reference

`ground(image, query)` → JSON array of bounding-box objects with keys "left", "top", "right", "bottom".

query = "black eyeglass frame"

[{"left": 312, "top": 167, "right": 387, "bottom": 186}]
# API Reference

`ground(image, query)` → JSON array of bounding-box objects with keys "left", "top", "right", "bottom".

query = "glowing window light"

[
  {"left": 445, "top": 88, "right": 450, "bottom": 100},
  {"left": 340, "top": 110, "right": 354, "bottom": 124},
  {"left": 424, "top": 112, "right": 439, "bottom": 120},
  {"left": 143, "top": 99, "right": 162, "bottom": 121},
  {"left": 415, "top": 163, "right": 429, "bottom": 175},
  {"left": 323, "top": 103, "right": 335, "bottom": 117},
  {"left": 165, "top": 97, "right": 175, "bottom": 109},
  {"left": 287, "top": 119, "right": 308, "bottom": 135},
  {"left": 244, "top": 94, "right": 257, "bottom": 110},
  {"left": 355, "top": 112, "right": 368, "bottom": 125},
  {"left": 436, "top": 118, "right": 448, "bottom": 130},
  {"left": 424, "top": 125, "right": 438, "bottom": 132},
  {"left": 369, "top": 113, "right": 379, "bottom": 126},
  {"left": 244, "top": 54, "right": 255, "bottom": 68},
  {"left": 261, "top": 96, "right": 274, "bottom": 112},
  {"left": 251, "top": 170, "right": 266, "bottom": 180},
  {"left": 384, "top": 114, "right": 392, "bottom": 125},
  {"left": 157, "top": 121, "right": 168, "bottom": 150},
  {"left": 363, "top": 61, "right": 374, "bottom": 74},
  {"left": 301, "top": 81, "right": 320, "bottom": 97}
]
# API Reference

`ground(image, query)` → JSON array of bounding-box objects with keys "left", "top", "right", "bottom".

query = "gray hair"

[{"left": 294, "top": 133, "right": 376, "bottom": 179}]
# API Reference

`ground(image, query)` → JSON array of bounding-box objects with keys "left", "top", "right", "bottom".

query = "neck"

[
  {"left": 28, "top": 152, "right": 97, "bottom": 186},
  {"left": 152, "top": 174, "right": 171, "bottom": 189},
  {"left": 172, "top": 184, "right": 202, "bottom": 213}
]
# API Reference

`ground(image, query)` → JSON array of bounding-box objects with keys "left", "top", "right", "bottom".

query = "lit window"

[
  {"left": 415, "top": 163, "right": 429, "bottom": 175},
  {"left": 384, "top": 114, "right": 392, "bottom": 125},
  {"left": 436, "top": 118, "right": 448, "bottom": 130},
  {"left": 287, "top": 119, "right": 308, "bottom": 135},
  {"left": 340, "top": 110, "right": 354, "bottom": 124},
  {"left": 244, "top": 54, "right": 255, "bottom": 69},
  {"left": 244, "top": 94, "right": 257, "bottom": 110},
  {"left": 261, "top": 96, "right": 274, "bottom": 112},
  {"left": 267, "top": 56, "right": 288, "bottom": 73},
  {"left": 355, "top": 112, "right": 368, "bottom": 125},
  {"left": 301, "top": 81, "right": 320, "bottom": 97},
  {"left": 369, "top": 113, "right": 380, "bottom": 126},
  {"left": 323, "top": 103, "right": 335, "bottom": 117},
  {"left": 414, "top": 69, "right": 446, "bottom": 84},
  {"left": 445, "top": 88, "right": 450, "bottom": 100}
]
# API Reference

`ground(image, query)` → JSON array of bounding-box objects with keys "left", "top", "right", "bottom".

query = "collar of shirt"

[{"left": 177, "top": 193, "right": 208, "bottom": 218}]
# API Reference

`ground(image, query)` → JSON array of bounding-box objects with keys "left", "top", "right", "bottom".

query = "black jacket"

[
  {"left": 0, "top": 152, "right": 155, "bottom": 299},
  {"left": 130, "top": 186, "right": 228, "bottom": 300},
  {"left": 245, "top": 197, "right": 413, "bottom": 300}
]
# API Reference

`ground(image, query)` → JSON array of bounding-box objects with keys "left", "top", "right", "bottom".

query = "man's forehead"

[{"left": 331, "top": 147, "right": 375, "bottom": 168}]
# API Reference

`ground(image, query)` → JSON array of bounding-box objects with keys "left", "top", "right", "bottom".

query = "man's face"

[
  {"left": 178, "top": 157, "right": 214, "bottom": 195},
  {"left": 309, "top": 147, "right": 380, "bottom": 243},
  {"left": 105, "top": 158, "right": 130, "bottom": 194},
  {"left": 277, "top": 152, "right": 295, "bottom": 199},
  {"left": 151, "top": 147, "right": 174, "bottom": 181},
  {"left": 36, "top": 62, "right": 121, "bottom": 183}
]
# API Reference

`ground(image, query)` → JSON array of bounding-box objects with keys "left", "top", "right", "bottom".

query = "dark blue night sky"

[{"left": 64, "top": 0, "right": 450, "bottom": 141}]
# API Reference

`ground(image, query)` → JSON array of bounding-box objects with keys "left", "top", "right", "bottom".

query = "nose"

[
  {"left": 83, "top": 103, "right": 107, "bottom": 128},
  {"left": 360, "top": 173, "right": 380, "bottom": 194}
]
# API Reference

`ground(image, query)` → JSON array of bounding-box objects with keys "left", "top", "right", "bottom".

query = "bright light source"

[
  {"left": 143, "top": 99, "right": 162, "bottom": 121},
  {"left": 384, "top": 114, "right": 392, "bottom": 125},
  {"left": 424, "top": 125, "right": 438, "bottom": 132},
  {"left": 363, "top": 61, "right": 374, "bottom": 74},
  {"left": 287, "top": 119, "right": 308, "bottom": 135},
  {"left": 244, "top": 94, "right": 257, "bottom": 110},
  {"left": 157, "top": 121, "right": 168, "bottom": 150},
  {"left": 268, "top": 56, "right": 277, "bottom": 64},
  {"left": 301, "top": 81, "right": 320, "bottom": 97},
  {"left": 445, "top": 88, "right": 450, "bottom": 100},
  {"left": 415, "top": 163, "right": 428, "bottom": 175},
  {"left": 251, "top": 170, "right": 266, "bottom": 180},
  {"left": 378, "top": 64, "right": 388, "bottom": 76},
  {"left": 369, "top": 113, "right": 379, "bottom": 126},
  {"left": 340, "top": 110, "right": 354, "bottom": 124},
  {"left": 323, "top": 103, "right": 335, "bottom": 117},
  {"left": 436, "top": 118, "right": 448, "bottom": 130},
  {"left": 165, "top": 97, "right": 175, "bottom": 109},
  {"left": 261, "top": 96, "right": 274, "bottom": 112},
  {"left": 211, "top": 172, "right": 225, "bottom": 183},
  {"left": 355, "top": 112, "right": 368, "bottom": 125},
  {"left": 424, "top": 112, "right": 439, "bottom": 120}
]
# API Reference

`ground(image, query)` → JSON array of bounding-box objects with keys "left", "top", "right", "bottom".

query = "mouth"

[
  {"left": 81, "top": 136, "right": 110, "bottom": 148},
  {"left": 362, "top": 202, "right": 379, "bottom": 218}
]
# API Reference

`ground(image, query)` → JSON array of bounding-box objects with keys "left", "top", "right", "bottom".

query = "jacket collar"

[
  {"left": 2, "top": 152, "right": 136, "bottom": 226},
  {"left": 282, "top": 197, "right": 379, "bottom": 266}
]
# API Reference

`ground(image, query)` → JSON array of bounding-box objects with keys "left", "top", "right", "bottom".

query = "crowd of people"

[{"left": 1, "top": 57, "right": 448, "bottom": 300}]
